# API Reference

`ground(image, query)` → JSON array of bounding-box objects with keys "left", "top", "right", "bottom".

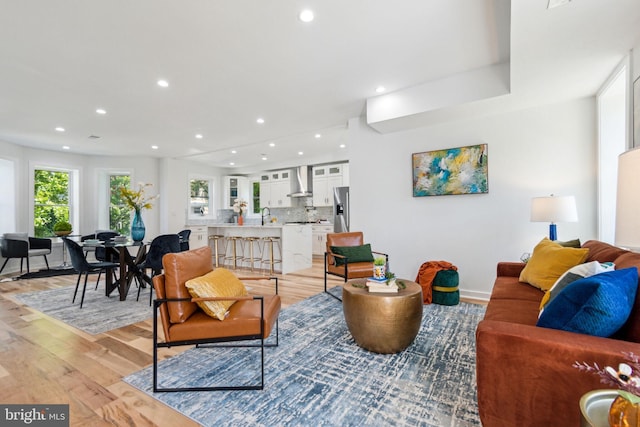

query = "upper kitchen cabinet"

[
  {"left": 259, "top": 170, "right": 291, "bottom": 208},
  {"left": 223, "top": 176, "right": 249, "bottom": 209},
  {"left": 313, "top": 163, "right": 346, "bottom": 206}
]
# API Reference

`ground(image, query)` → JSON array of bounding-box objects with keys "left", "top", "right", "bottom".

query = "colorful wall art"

[{"left": 412, "top": 144, "right": 488, "bottom": 197}]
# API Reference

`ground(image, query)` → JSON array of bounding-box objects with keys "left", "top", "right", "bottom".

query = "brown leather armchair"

[
  {"left": 324, "top": 231, "right": 388, "bottom": 301},
  {"left": 152, "top": 246, "right": 281, "bottom": 392}
]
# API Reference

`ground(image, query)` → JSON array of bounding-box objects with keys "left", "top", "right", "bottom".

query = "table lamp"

[
  {"left": 531, "top": 195, "right": 578, "bottom": 240},
  {"left": 615, "top": 147, "right": 640, "bottom": 250}
]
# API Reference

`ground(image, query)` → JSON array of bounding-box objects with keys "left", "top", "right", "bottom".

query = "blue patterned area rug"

[
  {"left": 124, "top": 288, "right": 485, "bottom": 426},
  {"left": 11, "top": 284, "right": 152, "bottom": 335}
]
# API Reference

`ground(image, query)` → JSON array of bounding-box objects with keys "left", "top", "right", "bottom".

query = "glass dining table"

[{"left": 88, "top": 240, "right": 148, "bottom": 301}]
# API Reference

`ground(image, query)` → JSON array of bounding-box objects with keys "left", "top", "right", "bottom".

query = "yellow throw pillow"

[
  {"left": 185, "top": 268, "right": 248, "bottom": 320},
  {"left": 519, "top": 238, "right": 589, "bottom": 291}
]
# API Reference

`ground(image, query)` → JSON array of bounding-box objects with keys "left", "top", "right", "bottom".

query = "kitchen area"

[{"left": 184, "top": 162, "right": 350, "bottom": 274}]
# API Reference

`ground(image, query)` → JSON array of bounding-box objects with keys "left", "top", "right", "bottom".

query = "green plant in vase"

[
  {"left": 53, "top": 221, "right": 72, "bottom": 236},
  {"left": 373, "top": 256, "right": 386, "bottom": 279}
]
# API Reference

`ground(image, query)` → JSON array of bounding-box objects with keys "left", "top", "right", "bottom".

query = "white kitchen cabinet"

[
  {"left": 187, "top": 226, "right": 208, "bottom": 249},
  {"left": 313, "top": 164, "right": 344, "bottom": 206},
  {"left": 259, "top": 170, "right": 291, "bottom": 208},
  {"left": 223, "top": 176, "right": 249, "bottom": 209},
  {"left": 312, "top": 224, "right": 334, "bottom": 255}
]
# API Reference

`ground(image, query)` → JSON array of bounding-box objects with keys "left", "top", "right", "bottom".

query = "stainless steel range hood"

[{"left": 287, "top": 166, "right": 313, "bottom": 198}]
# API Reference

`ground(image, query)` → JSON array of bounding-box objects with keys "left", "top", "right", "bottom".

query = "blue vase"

[{"left": 131, "top": 209, "right": 146, "bottom": 242}]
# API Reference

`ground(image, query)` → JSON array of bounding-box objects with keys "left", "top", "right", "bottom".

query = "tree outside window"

[
  {"left": 252, "top": 181, "right": 261, "bottom": 214},
  {"left": 190, "top": 179, "right": 209, "bottom": 215},
  {"left": 34, "top": 169, "right": 70, "bottom": 237},
  {"left": 110, "top": 175, "right": 131, "bottom": 235}
]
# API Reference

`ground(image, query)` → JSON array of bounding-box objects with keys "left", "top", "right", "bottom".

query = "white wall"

[
  {"left": 349, "top": 97, "right": 598, "bottom": 300},
  {"left": 0, "top": 141, "right": 223, "bottom": 274}
]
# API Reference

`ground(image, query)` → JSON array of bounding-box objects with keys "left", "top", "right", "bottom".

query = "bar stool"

[
  {"left": 260, "top": 236, "right": 282, "bottom": 275},
  {"left": 208, "top": 234, "right": 225, "bottom": 267},
  {"left": 242, "top": 236, "right": 263, "bottom": 271},
  {"left": 223, "top": 236, "right": 244, "bottom": 269}
]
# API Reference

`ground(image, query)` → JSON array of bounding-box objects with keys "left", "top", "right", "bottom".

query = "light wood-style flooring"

[
  {"left": 0, "top": 258, "right": 483, "bottom": 426},
  {"left": 0, "top": 257, "right": 344, "bottom": 427}
]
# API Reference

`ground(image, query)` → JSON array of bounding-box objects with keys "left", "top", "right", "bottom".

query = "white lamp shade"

[
  {"left": 530, "top": 195, "right": 578, "bottom": 223},
  {"left": 615, "top": 147, "right": 640, "bottom": 249}
]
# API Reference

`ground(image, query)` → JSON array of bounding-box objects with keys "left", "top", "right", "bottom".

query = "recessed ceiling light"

[
  {"left": 262, "top": 156, "right": 268, "bottom": 161},
  {"left": 55, "top": 127, "right": 65, "bottom": 132},
  {"left": 96, "top": 108, "right": 107, "bottom": 115},
  {"left": 547, "top": 0, "right": 571, "bottom": 9},
  {"left": 299, "top": 9, "right": 314, "bottom": 22},
  {"left": 231, "top": 150, "right": 237, "bottom": 154},
  {"left": 151, "top": 145, "right": 159, "bottom": 150},
  {"left": 256, "top": 117, "right": 265, "bottom": 124},
  {"left": 195, "top": 134, "right": 203, "bottom": 139},
  {"left": 62, "top": 145, "right": 70, "bottom": 150},
  {"left": 229, "top": 162, "right": 235, "bottom": 166},
  {"left": 315, "top": 133, "right": 322, "bottom": 139},
  {"left": 298, "top": 151, "right": 304, "bottom": 155},
  {"left": 269, "top": 142, "right": 275, "bottom": 147},
  {"left": 375, "top": 86, "right": 386, "bottom": 93},
  {"left": 339, "top": 144, "right": 346, "bottom": 148},
  {"left": 157, "top": 79, "right": 169, "bottom": 88}
]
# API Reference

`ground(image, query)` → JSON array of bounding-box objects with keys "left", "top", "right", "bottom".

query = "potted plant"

[
  {"left": 373, "top": 256, "right": 386, "bottom": 279},
  {"left": 53, "top": 221, "right": 72, "bottom": 236}
]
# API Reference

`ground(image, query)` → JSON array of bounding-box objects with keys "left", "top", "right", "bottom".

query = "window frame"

[
  {"left": 30, "top": 164, "right": 79, "bottom": 237},
  {"left": 188, "top": 175, "right": 216, "bottom": 220}
]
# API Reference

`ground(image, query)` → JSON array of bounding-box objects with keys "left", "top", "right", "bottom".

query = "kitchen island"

[{"left": 205, "top": 224, "right": 312, "bottom": 274}]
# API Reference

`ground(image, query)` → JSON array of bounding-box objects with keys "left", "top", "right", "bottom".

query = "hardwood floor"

[
  {"left": 0, "top": 257, "right": 344, "bottom": 427},
  {"left": 0, "top": 257, "right": 483, "bottom": 426}
]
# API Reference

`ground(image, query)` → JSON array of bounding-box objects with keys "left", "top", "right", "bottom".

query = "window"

[
  {"left": 188, "top": 176, "right": 214, "bottom": 219},
  {"left": 597, "top": 61, "right": 628, "bottom": 243},
  {"left": 190, "top": 179, "right": 210, "bottom": 215},
  {"left": 0, "top": 158, "right": 15, "bottom": 233},
  {"left": 33, "top": 169, "right": 71, "bottom": 237},
  {"left": 252, "top": 180, "right": 261, "bottom": 214},
  {"left": 109, "top": 174, "right": 131, "bottom": 235}
]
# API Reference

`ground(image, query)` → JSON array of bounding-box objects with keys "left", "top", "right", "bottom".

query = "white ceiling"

[{"left": 0, "top": 0, "right": 638, "bottom": 171}]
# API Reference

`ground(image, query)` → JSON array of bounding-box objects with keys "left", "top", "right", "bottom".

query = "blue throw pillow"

[{"left": 536, "top": 267, "right": 638, "bottom": 337}]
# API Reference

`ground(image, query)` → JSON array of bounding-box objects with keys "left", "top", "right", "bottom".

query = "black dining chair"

[
  {"left": 135, "top": 234, "right": 181, "bottom": 304},
  {"left": 94, "top": 231, "right": 119, "bottom": 289},
  {"left": 178, "top": 229, "right": 191, "bottom": 251},
  {"left": 64, "top": 238, "right": 119, "bottom": 308}
]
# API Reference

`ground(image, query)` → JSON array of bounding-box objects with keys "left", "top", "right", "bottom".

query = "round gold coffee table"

[{"left": 342, "top": 279, "right": 423, "bottom": 354}]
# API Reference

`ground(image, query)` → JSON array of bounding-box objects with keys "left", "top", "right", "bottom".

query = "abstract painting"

[{"left": 412, "top": 144, "right": 488, "bottom": 197}]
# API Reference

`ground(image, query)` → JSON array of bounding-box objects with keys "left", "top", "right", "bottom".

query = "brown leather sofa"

[{"left": 476, "top": 240, "right": 640, "bottom": 426}]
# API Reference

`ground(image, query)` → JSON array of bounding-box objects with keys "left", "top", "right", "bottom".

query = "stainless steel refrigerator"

[{"left": 333, "top": 186, "right": 349, "bottom": 233}]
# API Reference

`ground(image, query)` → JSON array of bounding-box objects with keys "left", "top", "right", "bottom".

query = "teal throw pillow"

[
  {"left": 556, "top": 239, "right": 582, "bottom": 248},
  {"left": 331, "top": 244, "right": 374, "bottom": 266},
  {"left": 536, "top": 267, "right": 638, "bottom": 337}
]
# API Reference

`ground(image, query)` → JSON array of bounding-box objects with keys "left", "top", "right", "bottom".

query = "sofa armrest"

[
  {"left": 476, "top": 319, "right": 640, "bottom": 426},
  {"left": 496, "top": 262, "right": 525, "bottom": 277}
]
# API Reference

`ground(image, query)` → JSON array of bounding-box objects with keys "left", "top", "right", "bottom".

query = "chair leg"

[
  {"left": 95, "top": 270, "right": 103, "bottom": 290},
  {"left": 20, "top": 258, "right": 24, "bottom": 273},
  {"left": 79, "top": 272, "right": 89, "bottom": 309},
  {"left": 43, "top": 255, "right": 49, "bottom": 270},
  {"left": 0, "top": 258, "right": 9, "bottom": 275},
  {"left": 26, "top": 257, "right": 30, "bottom": 274},
  {"left": 72, "top": 273, "right": 82, "bottom": 303}
]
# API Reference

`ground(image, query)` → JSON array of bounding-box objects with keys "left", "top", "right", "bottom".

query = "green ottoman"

[{"left": 432, "top": 269, "right": 459, "bottom": 305}]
